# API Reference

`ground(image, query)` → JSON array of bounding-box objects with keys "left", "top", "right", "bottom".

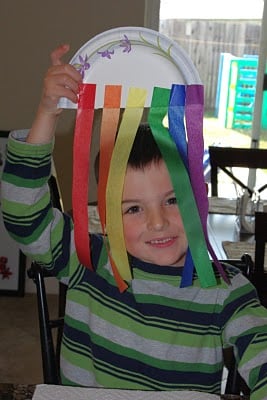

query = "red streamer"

[{"left": 72, "top": 83, "right": 96, "bottom": 268}]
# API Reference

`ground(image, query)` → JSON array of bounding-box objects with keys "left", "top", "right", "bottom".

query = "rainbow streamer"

[
  {"left": 72, "top": 82, "right": 226, "bottom": 290},
  {"left": 105, "top": 87, "right": 147, "bottom": 287}
]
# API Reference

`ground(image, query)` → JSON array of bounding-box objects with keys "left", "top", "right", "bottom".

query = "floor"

[{"left": 0, "top": 293, "right": 58, "bottom": 384}]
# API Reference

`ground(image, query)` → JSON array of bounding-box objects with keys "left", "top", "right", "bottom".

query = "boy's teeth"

[{"left": 150, "top": 238, "right": 170, "bottom": 244}]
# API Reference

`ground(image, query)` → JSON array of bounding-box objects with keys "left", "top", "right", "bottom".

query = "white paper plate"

[
  {"left": 33, "top": 385, "right": 220, "bottom": 400},
  {"left": 58, "top": 26, "right": 201, "bottom": 109}
]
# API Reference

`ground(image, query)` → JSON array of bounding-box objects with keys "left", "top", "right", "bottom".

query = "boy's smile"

[{"left": 122, "top": 160, "right": 188, "bottom": 267}]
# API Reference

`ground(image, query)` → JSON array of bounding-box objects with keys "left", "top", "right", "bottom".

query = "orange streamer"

[{"left": 97, "top": 85, "right": 122, "bottom": 231}]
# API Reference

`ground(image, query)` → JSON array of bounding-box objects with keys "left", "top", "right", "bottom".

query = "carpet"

[{"left": 0, "top": 293, "right": 58, "bottom": 384}]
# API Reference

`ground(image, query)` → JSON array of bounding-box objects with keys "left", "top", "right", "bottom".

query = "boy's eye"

[
  {"left": 166, "top": 196, "right": 177, "bottom": 205},
  {"left": 124, "top": 205, "right": 141, "bottom": 214}
]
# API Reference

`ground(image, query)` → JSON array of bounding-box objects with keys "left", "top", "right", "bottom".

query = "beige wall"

[{"left": 0, "top": 0, "right": 159, "bottom": 210}]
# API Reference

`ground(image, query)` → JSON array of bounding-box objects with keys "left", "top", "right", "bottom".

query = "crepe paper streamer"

[
  {"left": 184, "top": 85, "right": 229, "bottom": 283},
  {"left": 148, "top": 86, "right": 216, "bottom": 288},
  {"left": 72, "top": 83, "right": 96, "bottom": 269},
  {"left": 168, "top": 85, "right": 188, "bottom": 170},
  {"left": 180, "top": 249, "right": 195, "bottom": 287},
  {"left": 106, "top": 87, "right": 147, "bottom": 288},
  {"left": 97, "top": 85, "right": 122, "bottom": 232},
  {"left": 168, "top": 84, "right": 193, "bottom": 286},
  {"left": 184, "top": 85, "right": 206, "bottom": 227}
]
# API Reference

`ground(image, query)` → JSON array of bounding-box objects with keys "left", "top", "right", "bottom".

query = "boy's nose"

[{"left": 147, "top": 208, "right": 168, "bottom": 231}]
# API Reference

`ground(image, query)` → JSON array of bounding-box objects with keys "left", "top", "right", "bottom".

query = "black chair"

[
  {"left": 223, "top": 254, "right": 253, "bottom": 396},
  {"left": 27, "top": 174, "right": 66, "bottom": 384},
  {"left": 255, "top": 211, "right": 267, "bottom": 274},
  {"left": 27, "top": 263, "right": 65, "bottom": 384},
  {"left": 208, "top": 146, "right": 267, "bottom": 197},
  {"left": 250, "top": 211, "right": 267, "bottom": 308}
]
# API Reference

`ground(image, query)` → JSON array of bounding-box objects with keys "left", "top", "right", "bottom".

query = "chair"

[
  {"left": 208, "top": 146, "right": 267, "bottom": 197},
  {"left": 27, "top": 263, "right": 65, "bottom": 384},
  {"left": 27, "top": 175, "right": 66, "bottom": 384},
  {"left": 254, "top": 211, "right": 267, "bottom": 273},
  {"left": 250, "top": 211, "right": 267, "bottom": 308},
  {"left": 222, "top": 254, "right": 253, "bottom": 396}
]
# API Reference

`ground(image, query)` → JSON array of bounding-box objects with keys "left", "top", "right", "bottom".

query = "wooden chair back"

[{"left": 208, "top": 146, "right": 267, "bottom": 196}]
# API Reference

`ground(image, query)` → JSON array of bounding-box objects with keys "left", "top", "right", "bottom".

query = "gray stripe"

[
  {"left": 61, "top": 356, "right": 99, "bottom": 387},
  {"left": 224, "top": 314, "right": 267, "bottom": 342},
  {"left": 2, "top": 181, "right": 48, "bottom": 206},
  {"left": 20, "top": 208, "right": 62, "bottom": 256},
  {"left": 239, "top": 348, "right": 267, "bottom": 382},
  {"left": 132, "top": 267, "right": 249, "bottom": 305},
  {"left": 132, "top": 277, "right": 227, "bottom": 305}
]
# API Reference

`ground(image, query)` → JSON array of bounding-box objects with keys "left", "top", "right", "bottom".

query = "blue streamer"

[{"left": 168, "top": 85, "right": 188, "bottom": 170}]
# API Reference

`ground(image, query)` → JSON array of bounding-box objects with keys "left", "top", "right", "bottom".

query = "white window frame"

[{"left": 144, "top": 0, "right": 160, "bottom": 30}]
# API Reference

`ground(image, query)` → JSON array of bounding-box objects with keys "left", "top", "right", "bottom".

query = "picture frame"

[{"left": 0, "top": 130, "right": 26, "bottom": 296}]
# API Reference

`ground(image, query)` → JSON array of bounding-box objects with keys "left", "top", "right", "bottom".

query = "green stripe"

[{"left": 2, "top": 172, "right": 48, "bottom": 188}]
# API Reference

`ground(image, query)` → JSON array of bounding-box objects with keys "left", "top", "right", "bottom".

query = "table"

[
  {"left": 207, "top": 213, "right": 254, "bottom": 259},
  {"left": 0, "top": 384, "right": 249, "bottom": 400},
  {"left": 208, "top": 209, "right": 267, "bottom": 308}
]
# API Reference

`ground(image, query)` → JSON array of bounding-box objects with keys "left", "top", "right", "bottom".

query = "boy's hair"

[
  {"left": 127, "top": 123, "right": 162, "bottom": 169},
  {"left": 94, "top": 123, "right": 162, "bottom": 182}
]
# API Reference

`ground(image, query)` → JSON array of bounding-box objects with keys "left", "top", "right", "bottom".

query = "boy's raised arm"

[{"left": 27, "top": 44, "right": 82, "bottom": 144}]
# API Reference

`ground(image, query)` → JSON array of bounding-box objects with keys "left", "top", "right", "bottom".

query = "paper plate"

[{"left": 58, "top": 26, "right": 201, "bottom": 109}]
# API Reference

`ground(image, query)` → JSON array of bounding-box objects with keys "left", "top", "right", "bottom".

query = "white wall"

[{"left": 0, "top": 0, "right": 160, "bottom": 293}]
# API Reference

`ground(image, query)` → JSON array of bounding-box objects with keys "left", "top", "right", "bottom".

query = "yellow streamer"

[{"left": 106, "top": 87, "right": 147, "bottom": 282}]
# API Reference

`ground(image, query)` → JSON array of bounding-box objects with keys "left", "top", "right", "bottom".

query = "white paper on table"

[{"left": 33, "top": 384, "right": 220, "bottom": 400}]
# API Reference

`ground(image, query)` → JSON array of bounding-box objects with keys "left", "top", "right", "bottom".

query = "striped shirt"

[{"left": 2, "top": 130, "right": 267, "bottom": 399}]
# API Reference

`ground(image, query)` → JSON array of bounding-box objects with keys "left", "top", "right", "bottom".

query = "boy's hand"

[
  {"left": 39, "top": 44, "right": 82, "bottom": 116},
  {"left": 27, "top": 44, "right": 82, "bottom": 144}
]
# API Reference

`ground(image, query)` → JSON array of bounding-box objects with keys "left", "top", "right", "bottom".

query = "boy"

[{"left": 2, "top": 44, "right": 267, "bottom": 398}]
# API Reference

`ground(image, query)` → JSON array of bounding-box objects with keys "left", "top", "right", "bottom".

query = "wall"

[
  {"left": 0, "top": 0, "right": 152, "bottom": 210},
  {"left": 0, "top": 0, "right": 160, "bottom": 293}
]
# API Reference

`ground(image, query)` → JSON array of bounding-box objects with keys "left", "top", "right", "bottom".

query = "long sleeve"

[{"left": 1, "top": 130, "right": 73, "bottom": 280}]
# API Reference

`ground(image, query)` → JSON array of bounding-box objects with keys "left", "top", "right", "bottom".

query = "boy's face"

[{"left": 122, "top": 160, "right": 188, "bottom": 267}]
